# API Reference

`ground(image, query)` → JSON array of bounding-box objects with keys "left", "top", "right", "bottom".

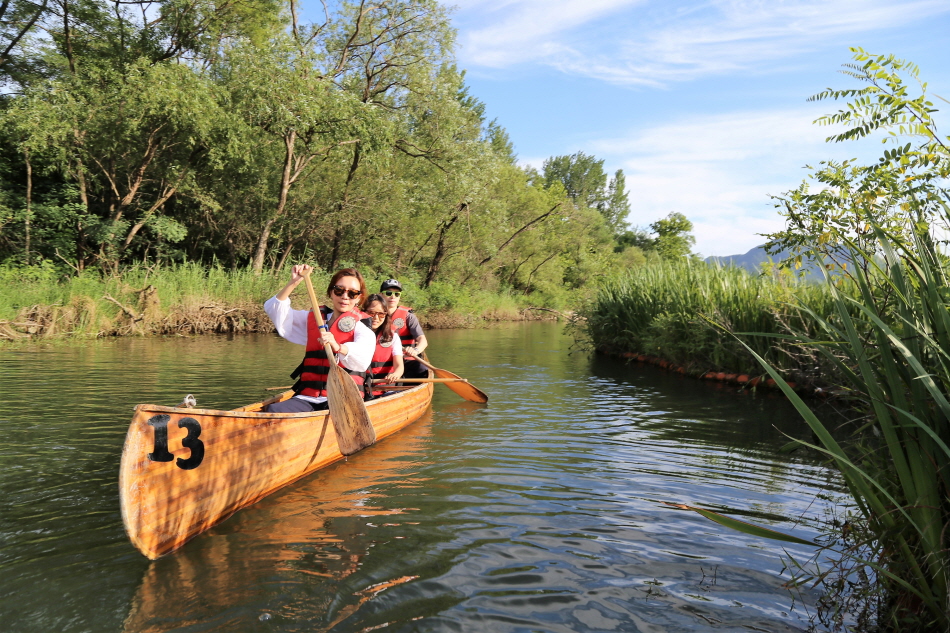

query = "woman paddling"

[
  {"left": 363, "top": 293, "right": 404, "bottom": 398},
  {"left": 263, "top": 265, "right": 374, "bottom": 413}
]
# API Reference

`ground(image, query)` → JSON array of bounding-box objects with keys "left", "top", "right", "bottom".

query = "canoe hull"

[{"left": 119, "top": 382, "right": 433, "bottom": 559}]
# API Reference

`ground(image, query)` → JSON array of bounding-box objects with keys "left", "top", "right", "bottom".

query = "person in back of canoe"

[
  {"left": 363, "top": 293, "right": 404, "bottom": 397},
  {"left": 379, "top": 279, "right": 428, "bottom": 379},
  {"left": 263, "top": 265, "right": 374, "bottom": 413}
]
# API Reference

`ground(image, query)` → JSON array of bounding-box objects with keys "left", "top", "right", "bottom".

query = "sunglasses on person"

[
  {"left": 331, "top": 285, "right": 362, "bottom": 299},
  {"left": 383, "top": 290, "right": 401, "bottom": 297},
  {"left": 366, "top": 310, "right": 387, "bottom": 318}
]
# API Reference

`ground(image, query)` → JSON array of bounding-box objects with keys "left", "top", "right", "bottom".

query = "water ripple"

[{"left": 0, "top": 325, "right": 841, "bottom": 632}]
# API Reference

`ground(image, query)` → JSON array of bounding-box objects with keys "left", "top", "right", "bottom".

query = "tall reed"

[
  {"left": 584, "top": 259, "right": 839, "bottom": 376},
  {"left": 746, "top": 217, "right": 950, "bottom": 630}
]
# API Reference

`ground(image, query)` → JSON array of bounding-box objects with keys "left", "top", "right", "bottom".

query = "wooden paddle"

[
  {"left": 302, "top": 272, "right": 376, "bottom": 455},
  {"left": 384, "top": 378, "right": 470, "bottom": 383},
  {"left": 266, "top": 378, "right": 470, "bottom": 391},
  {"left": 406, "top": 352, "right": 488, "bottom": 403}
]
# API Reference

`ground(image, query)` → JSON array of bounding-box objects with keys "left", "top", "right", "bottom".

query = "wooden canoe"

[{"left": 119, "top": 379, "right": 434, "bottom": 560}]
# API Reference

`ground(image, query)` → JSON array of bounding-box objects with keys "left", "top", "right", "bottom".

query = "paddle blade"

[
  {"left": 326, "top": 365, "right": 376, "bottom": 455},
  {"left": 432, "top": 367, "right": 488, "bottom": 403}
]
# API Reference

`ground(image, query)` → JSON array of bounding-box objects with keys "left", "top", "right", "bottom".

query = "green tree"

[
  {"left": 651, "top": 212, "right": 695, "bottom": 259},
  {"left": 542, "top": 152, "right": 629, "bottom": 236},
  {"left": 766, "top": 49, "right": 949, "bottom": 273},
  {"left": 6, "top": 59, "right": 228, "bottom": 269},
  {"left": 602, "top": 169, "right": 630, "bottom": 234},
  {"left": 542, "top": 152, "right": 607, "bottom": 209},
  {"left": 223, "top": 37, "right": 383, "bottom": 273}
]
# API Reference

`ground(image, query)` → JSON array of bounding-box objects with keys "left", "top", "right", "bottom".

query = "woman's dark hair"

[
  {"left": 364, "top": 294, "right": 393, "bottom": 344},
  {"left": 326, "top": 268, "right": 367, "bottom": 310}
]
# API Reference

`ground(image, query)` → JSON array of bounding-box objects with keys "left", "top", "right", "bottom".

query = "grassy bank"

[
  {"left": 581, "top": 259, "right": 843, "bottom": 384},
  {"left": 0, "top": 263, "right": 541, "bottom": 341}
]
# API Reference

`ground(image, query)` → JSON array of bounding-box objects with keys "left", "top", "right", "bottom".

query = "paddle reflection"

[{"left": 123, "top": 412, "right": 433, "bottom": 632}]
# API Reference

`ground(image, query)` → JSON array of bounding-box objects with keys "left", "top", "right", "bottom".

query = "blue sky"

[{"left": 450, "top": 0, "right": 950, "bottom": 256}]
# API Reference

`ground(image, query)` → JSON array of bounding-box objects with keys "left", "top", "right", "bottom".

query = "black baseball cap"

[{"left": 380, "top": 279, "right": 402, "bottom": 292}]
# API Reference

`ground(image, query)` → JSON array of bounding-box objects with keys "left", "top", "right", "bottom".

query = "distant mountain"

[
  {"left": 705, "top": 245, "right": 775, "bottom": 273},
  {"left": 705, "top": 245, "right": 828, "bottom": 279}
]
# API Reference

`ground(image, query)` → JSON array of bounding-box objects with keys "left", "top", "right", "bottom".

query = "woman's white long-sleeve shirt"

[{"left": 264, "top": 296, "right": 375, "bottom": 404}]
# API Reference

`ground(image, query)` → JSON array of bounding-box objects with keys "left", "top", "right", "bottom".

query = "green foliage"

[
  {"left": 760, "top": 49, "right": 950, "bottom": 631},
  {"left": 542, "top": 152, "right": 608, "bottom": 209},
  {"left": 583, "top": 259, "right": 837, "bottom": 374},
  {"left": 0, "top": 0, "right": 624, "bottom": 309},
  {"left": 650, "top": 212, "right": 695, "bottom": 259},
  {"left": 767, "top": 48, "right": 950, "bottom": 271},
  {"left": 541, "top": 152, "right": 631, "bottom": 235},
  {"left": 602, "top": 169, "right": 631, "bottom": 233}
]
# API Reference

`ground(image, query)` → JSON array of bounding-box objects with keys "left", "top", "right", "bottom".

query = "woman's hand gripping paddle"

[
  {"left": 406, "top": 352, "right": 488, "bottom": 403},
  {"left": 303, "top": 272, "right": 376, "bottom": 455}
]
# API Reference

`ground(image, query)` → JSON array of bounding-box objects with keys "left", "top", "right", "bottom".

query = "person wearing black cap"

[{"left": 380, "top": 279, "right": 428, "bottom": 379}]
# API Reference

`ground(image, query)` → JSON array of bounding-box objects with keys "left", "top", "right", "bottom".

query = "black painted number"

[
  {"left": 147, "top": 415, "right": 174, "bottom": 462},
  {"left": 147, "top": 414, "right": 205, "bottom": 470},
  {"left": 176, "top": 417, "right": 205, "bottom": 470}
]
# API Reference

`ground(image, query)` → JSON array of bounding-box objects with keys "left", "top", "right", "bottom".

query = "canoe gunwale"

[{"left": 134, "top": 380, "right": 429, "bottom": 418}]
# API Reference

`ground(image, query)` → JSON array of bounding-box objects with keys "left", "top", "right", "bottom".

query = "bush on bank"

[
  {"left": 0, "top": 262, "right": 539, "bottom": 341},
  {"left": 582, "top": 258, "right": 841, "bottom": 381}
]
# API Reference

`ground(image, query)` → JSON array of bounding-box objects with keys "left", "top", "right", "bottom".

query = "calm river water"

[{"left": 0, "top": 322, "right": 842, "bottom": 632}]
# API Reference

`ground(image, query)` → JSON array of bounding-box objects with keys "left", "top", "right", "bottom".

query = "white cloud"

[
  {"left": 454, "top": 0, "right": 646, "bottom": 67},
  {"left": 456, "top": 0, "right": 950, "bottom": 85},
  {"left": 585, "top": 108, "right": 875, "bottom": 256}
]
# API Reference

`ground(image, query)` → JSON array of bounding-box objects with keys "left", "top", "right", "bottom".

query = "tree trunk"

[
  {"left": 326, "top": 143, "right": 362, "bottom": 272},
  {"left": 121, "top": 157, "right": 196, "bottom": 251},
  {"left": 423, "top": 206, "right": 462, "bottom": 288},
  {"left": 522, "top": 252, "right": 558, "bottom": 294},
  {"left": 252, "top": 131, "right": 297, "bottom": 273},
  {"left": 460, "top": 202, "right": 561, "bottom": 285},
  {"left": 476, "top": 202, "right": 560, "bottom": 268},
  {"left": 0, "top": 0, "right": 47, "bottom": 69},
  {"left": 328, "top": 227, "right": 344, "bottom": 271},
  {"left": 506, "top": 252, "right": 535, "bottom": 285},
  {"left": 62, "top": 0, "right": 75, "bottom": 74},
  {"left": 75, "top": 165, "right": 88, "bottom": 270},
  {"left": 251, "top": 217, "right": 279, "bottom": 273},
  {"left": 275, "top": 239, "right": 297, "bottom": 272},
  {"left": 24, "top": 148, "right": 31, "bottom": 265}
]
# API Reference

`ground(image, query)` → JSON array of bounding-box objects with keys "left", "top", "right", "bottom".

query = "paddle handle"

[
  {"left": 405, "top": 350, "right": 429, "bottom": 367},
  {"left": 302, "top": 272, "right": 338, "bottom": 365}
]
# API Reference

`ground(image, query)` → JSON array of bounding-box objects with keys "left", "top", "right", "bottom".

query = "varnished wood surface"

[
  {"left": 122, "top": 415, "right": 433, "bottom": 632},
  {"left": 119, "top": 380, "right": 434, "bottom": 559}
]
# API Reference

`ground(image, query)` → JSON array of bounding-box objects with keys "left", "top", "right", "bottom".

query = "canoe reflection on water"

[{"left": 122, "top": 412, "right": 434, "bottom": 633}]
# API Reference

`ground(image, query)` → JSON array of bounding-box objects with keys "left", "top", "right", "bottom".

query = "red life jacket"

[
  {"left": 390, "top": 306, "right": 415, "bottom": 348},
  {"left": 368, "top": 332, "right": 396, "bottom": 397},
  {"left": 291, "top": 307, "right": 369, "bottom": 398}
]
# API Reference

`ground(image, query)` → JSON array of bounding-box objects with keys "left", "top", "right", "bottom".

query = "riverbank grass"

[
  {"left": 0, "top": 263, "right": 540, "bottom": 341},
  {"left": 583, "top": 259, "right": 839, "bottom": 379}
]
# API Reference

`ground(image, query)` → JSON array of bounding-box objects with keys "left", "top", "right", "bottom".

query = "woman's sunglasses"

[
  {"left": 331, "top": 285, "right": 362, "bottom": 299},
  {"left": 383, "top": 290, "right": 401, "bottom": 297},
  {"left": 366, "top": 311, "right": 387, "bottom": 318}
]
